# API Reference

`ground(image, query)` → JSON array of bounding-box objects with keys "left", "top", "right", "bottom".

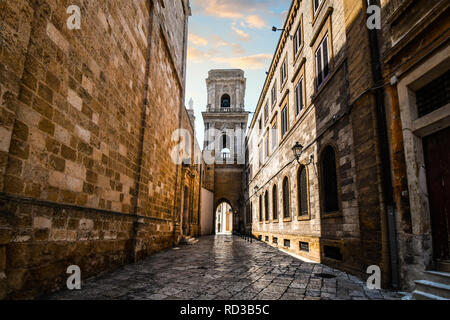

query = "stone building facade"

[
  {"left": 0, "top": 0, "right": 204, "bottom": 299},
  {"left": 246, "top": 0, "right": 400, "bottom": 287},
  {"left": 379, "top": 0, "right": 450, "bottom": 295}
]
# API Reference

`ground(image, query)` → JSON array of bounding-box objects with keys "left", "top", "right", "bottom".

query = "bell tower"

[{"left": 202, "top": 69, "right": 249, "bottom": 163}]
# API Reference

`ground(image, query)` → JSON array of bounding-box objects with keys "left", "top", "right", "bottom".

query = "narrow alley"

[{"left": 46, "top": 236, "right": 403, "bottom": 300}]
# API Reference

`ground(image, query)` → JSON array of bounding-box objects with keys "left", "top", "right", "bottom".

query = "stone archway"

[{"left": 215, "top": 199, "right": 233, "bottom": 235}]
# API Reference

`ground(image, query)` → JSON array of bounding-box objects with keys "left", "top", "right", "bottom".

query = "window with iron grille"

[
  {"left": 281, "top": 106, "right": 288, "bottom": 137},
  {"left": 283, "top": 177, "right": 290, "bottom": 219},
  {"left": 272, "top": 185, "right": 278, "bottom": 220},
  {"left": 321, "top": 146, "right": 339, "bottom": 213},
  {"left": 416, "top": 70, "right": 450, "bottom": 118},
  {"left": 315, "top": 33, "right": 329, "bottom": 88},
  {"left": 295, "top": 77, "right": 304, "bottom": 116},
  {"left": 298, "top": 166, "right": 309, "bottom": 216}
]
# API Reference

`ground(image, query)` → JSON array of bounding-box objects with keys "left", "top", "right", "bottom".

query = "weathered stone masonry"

[{"left": 0, "top": 0, "right": 199, "bottom": 299}]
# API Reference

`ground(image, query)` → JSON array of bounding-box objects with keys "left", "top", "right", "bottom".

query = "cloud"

[
  {"left": 232, "top": 23, "right": 251, "bottom": 41},
  {"left": 245, "top": 15, "right": 267, "bottom": 29},
  {"left": 231, "top": 43, "right": 246, "bottom": 55},
  {"left": 189, "top": 33, "right": 208, "bottom": 46},
  {"left": 187, "top": 47, "right": 210, "bottom": 62},
  {"left": 192, "top": 0, "right": 287, "bottom": 19},
  {"left": 213, "top": 54, "right": 272, "bottom": 70}
]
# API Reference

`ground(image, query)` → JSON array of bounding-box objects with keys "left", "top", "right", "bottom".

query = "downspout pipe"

[{"left": 366, "top": 0, "right": 400, "bottom": 289}]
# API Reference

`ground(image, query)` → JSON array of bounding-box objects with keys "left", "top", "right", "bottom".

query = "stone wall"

[
  {"left": 247, "top": 0, "right": 391, "bottom": 283},
  {"left": 0, "top": 0, "right": 197, "bottom": 299}
]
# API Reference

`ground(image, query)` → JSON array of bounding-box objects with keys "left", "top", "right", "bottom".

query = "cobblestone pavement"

[{"left": 47, "top": 236, "right": 404, "bottom": 300}]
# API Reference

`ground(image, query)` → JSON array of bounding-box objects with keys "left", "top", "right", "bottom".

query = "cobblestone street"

[{"left": 46, "top": 236, "right": 403, "bottom": 300}]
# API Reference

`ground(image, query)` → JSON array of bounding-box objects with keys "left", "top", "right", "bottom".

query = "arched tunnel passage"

[{"left": 215, "top": 199, "right": 233, "bottom": 235}]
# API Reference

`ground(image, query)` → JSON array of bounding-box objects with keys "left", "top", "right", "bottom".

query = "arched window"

[
  {"left": 272, "top": 185, "right": 278, "bottom": 220},
  {"left": 282, "top": 177, "right": 290, "bottom": 219},
  {"left": 298, "top": 166, "right": 309, "bottom": 217},
  {"left": 259, "top": 195, "right": 263, "bottom": 222},
  {"left": 321, "top": 146, "right": 339, "bottom": 213},
  {"left": 264, "top": 191, "right": 269, "bottom": 221},
  {"left": 221, "top": 94, "right": 231, "bottom": 108}
]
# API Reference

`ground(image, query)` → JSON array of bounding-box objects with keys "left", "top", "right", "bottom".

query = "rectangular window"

[
  {"left": 280, "top": 59, "right": 287, "bottom": 86},
  {"left": 300, "top": 241, "right": 310, "bottom": 252},
  {"left": 315, "top": 34, "right": 330, "bottom": 88},
  {"left": 259, "top": 145, "right": 263, "bottom": 167},
  {"left": 281, "top": 106, "right": 288, "bottom": 137},
  {"left": 271, "top": 122, "right": 278, "bottom": 151},
  {"left": 284, "top": 239, "right": 291, "bottom": 248},
  {"left": 293, "top": 23, "right": 302, "bottom": 56},
  {"left": 271, "top": 81, "right": 277, "bottom": 106},
  {"left": 273, "top": 237, "right": 278, "bottom": 244},
  {"left": 295, "top": 77, "right": 304, "bottom": 116},
  {"left": 265, "top": 236, "right": 269, "bottom": 242},
  {"left": 265, "top": 134, "right": 269, "bottom": 159},
  {"left": 313, "top": 0, "right": 324, "bottom": 14},
  {"left": 264, "top": 103, "right": 269, "bottom": 122}
]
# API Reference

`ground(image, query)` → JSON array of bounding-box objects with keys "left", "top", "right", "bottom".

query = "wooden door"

[{"left": 423, "top": 127, "right": 450, "bottom": 261}]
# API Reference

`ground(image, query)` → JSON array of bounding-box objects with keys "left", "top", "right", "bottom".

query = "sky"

[{"left": 185, "top": 0, "right": 292, "bottom": 145}]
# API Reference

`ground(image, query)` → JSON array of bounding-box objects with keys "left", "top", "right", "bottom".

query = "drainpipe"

[
  {"left": 366, "top": 0, "right": 400, "bottom": 289},
  {"left": 131, "top": 0, "right": 154, "bottom": 263}
]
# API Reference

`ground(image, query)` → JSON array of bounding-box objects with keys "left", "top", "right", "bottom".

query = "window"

[
  {"left": 295, "top": 77, "right": 304, "bottom": 116},
  {"left": 264, "top": 191, "right": 269, "bottom": 221},
  {"left": 264, "top": 102, "right": 269, "bottom": 122},
  {"left": 265, "top": 133, "right": 269, "bottom": 159},
  {"left": 282, "top": 177, "right": 290, "bottom": 219},
  {"left": 271, "top": 122, "right": 278, "bottom": 151},
  {"left": 258, "top": 118, "right": 262, "bottom": 130},
  {"left": 315, "top": 33, "right": 330, "bottom": 87},
  {"left": 284, "top": 239, "right": 291, "bottom": 248},
  {"left": 321, "top": 146, "right": 339, "bottom": 213},
  {"left": 280, "top": 59, "right": 287, "bottom": 85},
  {"left": 300, "top": 241, "right": 310, "bottom": 252},
  {"left": 297, "top": 166, "right": 309, "bottom": 217},
  {"left": 281, "top": 106, "right": 288, "bottom": 137},
  {"left": 273, "top": 237, "right": 278, "bottom": 244},
  {"left": 265, "top": 236, "right": 269, "bottom": 242},
  {"left": 259, "top": 195, "right": 263, "bottom": 222},
  {"left": 293, "top": 22, "right": 302, "bottom": 56},
  {"left": 258, "top": 144, "right": 263, "bottom": 167},
  {"left": 416, "top": 70, "right": 450, "bottom": 118},
  {"left": 324, "top": 245, "right": 343, "bottom": 261},
  {"left": 271, "top": 81, "right": 277, "bottom": 106},
  {"left": 313, "top": 0, "right": 324, "bottom": 14},
  {"left": 272, "top": 185, "right": 278, "bottom": 220},
  {"left": 221, "top": 94, "right": 231, "bottom": 108}
]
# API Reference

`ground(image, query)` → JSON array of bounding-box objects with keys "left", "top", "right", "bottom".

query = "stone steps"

[
  {"left": 413, "top": 279, "right": 450, "bottom": 300},
  {"left": 179, "top": 236, "right": 199, "bottom": 245}
]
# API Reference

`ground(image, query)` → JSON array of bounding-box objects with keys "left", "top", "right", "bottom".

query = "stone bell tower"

[{"left": 202, "top": 69, "right": 249, "bottom": 162}]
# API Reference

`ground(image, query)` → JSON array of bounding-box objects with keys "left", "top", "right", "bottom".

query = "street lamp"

[
  {"left": 292, "top": 142, "right": 304, "bottom": 162},
  {"left": 292, "top": 142, "right": 314, "bottom": 165}
]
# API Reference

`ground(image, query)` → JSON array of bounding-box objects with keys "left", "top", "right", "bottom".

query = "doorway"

[
  {"left": 423, "top": 127, "right": 450, "bottom": 261},
  {"left": 216, "top": 202, "right": 233, "bottom": 235}
]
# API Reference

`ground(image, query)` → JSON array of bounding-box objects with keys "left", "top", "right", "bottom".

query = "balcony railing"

[{"left": 206, "top": 105, "right": 245, "bottom": 113}]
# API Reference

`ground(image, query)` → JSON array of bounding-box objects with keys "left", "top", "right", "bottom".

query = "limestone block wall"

[{"left": 0, "top": 0, "right": 195, "bottom": 299}]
